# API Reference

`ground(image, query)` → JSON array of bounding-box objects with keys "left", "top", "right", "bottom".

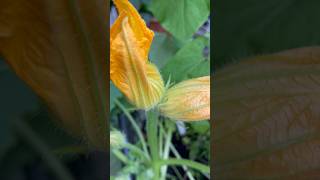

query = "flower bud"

[
  {"left": 110, "top": 130, "right": 126, "bottom": 149},
  {"left": 159, "top": 76, "right": 210, "bottom": 121}
]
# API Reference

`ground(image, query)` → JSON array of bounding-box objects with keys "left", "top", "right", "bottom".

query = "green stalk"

[
  {"left": 115, "top": 99, "right": 150, "bottom": 160},
  {"left": 157, "top": 159, "right": 210, "bottom": 174},
  {"left": 171, "top": 166, "right": 184, "bottom": 180},
  {"left": 121, "top": 143, "right": 150, "bottom": 162},
  {"left": 159, "top": 124, "right": 164, "bottom": 157},
  {"left": 146, "top": 110, "right": 160, "bottom": 180},
  {"left": 160, "top": 123, "right": 174, "bottom": 180},
  {"left": 170, "top": 144, "right": 195, "bottom": 180},
  {"left": 112, "top": 149, "right": 129, "bottom": 164}
]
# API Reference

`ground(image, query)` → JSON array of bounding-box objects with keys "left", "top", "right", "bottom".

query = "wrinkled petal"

[
  {"left": 111, "top": 0, "right": 164, "bottom": 109},
  {"left": 159, "top": 76, "right": 210, "bottom": 121}
]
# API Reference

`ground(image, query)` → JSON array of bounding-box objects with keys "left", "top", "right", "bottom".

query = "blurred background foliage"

[
  {"left": 0, "top": 0, "right": 108, "bottom": 179},
  {"left": 213, "top": 0, "right": 320, "bottom": 179},
  {"left": 0, "top": 59, "right": 107, "bottom": 180},
  {"left": 110, "top": 0, "right": 210, "bottom": 179},
  {"left": 213, "top": 0, "right": 320, "bottom": 69}
]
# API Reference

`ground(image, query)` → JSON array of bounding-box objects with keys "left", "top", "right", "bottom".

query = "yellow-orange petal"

[
  {"left": 159, "top": 76, "right": 210, "bottom": 121},
  {"left": 112, "top": 0, "right": 153, "bottom": 60},
  {"left": 110, "top": 0, "right": 164, "bottom": 109}
]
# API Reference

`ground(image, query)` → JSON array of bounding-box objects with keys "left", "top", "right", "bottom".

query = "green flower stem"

[
  {"left": 146, "top": 110, "right": 160, "bottom": 180},
  {"left": 159, "top": 125, "right": 164, "bottom": 157},
  {"left": 160, "top": 123, "right": 174, "bottom": 180},
  {"left": 160, "top": 122, "right": 195, "bottom": 180},
  {"left": 112, "top": 149, "right": 129, "bottom": 164},
  {"left": 121, "top": 143, "right": 150, "bottom": 162},
  {"left": 170, "top": 144, "right": 195, "bottom": 180},
  {"left": 114, "top": 99, "right": 150, "bottom": 160},
  {"left": 157, "top": 159, "right": 210, "bottom": 174},
  {"left": 171, "top": 166, "right": 184, "bottom": 180}
]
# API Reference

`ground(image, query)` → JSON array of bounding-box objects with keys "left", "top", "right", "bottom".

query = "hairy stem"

[
  {"left": 115, "top": 99, "right": 150, "bottom": 160},
  {"left": 146, "top": 110, "right": 160, "bottom": 179}
]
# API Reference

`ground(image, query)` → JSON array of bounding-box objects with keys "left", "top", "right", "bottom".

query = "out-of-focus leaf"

[
  {"left": 214, "top": 47, "right": 320, "bottom": 179},
  {"left": 130, "top": 0, "right": 142, "bottom": 9},
  {"left": 161, "top": 37, "right": 209, "bottom": 83},
  {"left": 190, "top": 121, "right": 210, "bottom": 134},
  {"left": 0, "top": 0, "right": 108, "bottom": 149},
  {"left": 110, "top": 82, "right": 121, "bottom": 110},
  {"left": 110, "top": 6, "right": 118, "bottom": 26},
  {"left": 0, "top": 59, "right": 38, "bottom": 161},
  {"left": 149, "top": 0, "right": 210, "bottom": 40},
  {"left": 149, "top": 32, "right": 179, "bottom": 69},
  {"left": 213, "top": 0, "right": 320, "bottom": 68},
  {"left": 188, "top": 60, "right": 210, "bottom": 79},
  {"left": 110, "top": 151, "right": 122, "bottom": 176}
]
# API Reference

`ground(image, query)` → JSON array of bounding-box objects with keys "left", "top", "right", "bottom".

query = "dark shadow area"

[{"left": 0, "top": 59, "right": 108, "bottom": 180}]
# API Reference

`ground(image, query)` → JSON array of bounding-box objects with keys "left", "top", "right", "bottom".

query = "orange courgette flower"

[
  {"left": 110, "top": 0, "right": 210, "bottom": 121},
  {"left": 111, "top": 0, "right": 165, "bottom": 109},
  {"left": 159, "top": 76, "right": 210, "bottom": 121}
]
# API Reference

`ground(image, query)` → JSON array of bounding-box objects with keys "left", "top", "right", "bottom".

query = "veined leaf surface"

[
  {"left": 149, "top": 0, "right": 210, "bottom": 40},
  {"left": 214, "top": 47, "right": 320, "bottom": 179},
  {"left": 0, "top": 0, "right": 108, "bottom": 149}
]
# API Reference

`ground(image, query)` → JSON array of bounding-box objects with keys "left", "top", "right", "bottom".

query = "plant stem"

[
  {"left": 159, "top": 124, "right": 163, "bottom": 157},
  {"left": 170, "top": 144, "right": 195, "bottom": 180},
  {"left": 171, "top": 166, "right": 184, "bottom": 180},
  {"left": 115, "top": 99, "right": 150, "bottom": 160},
  {"left": 122, "top": 143, "right": 150, "bottom": 162},
  {"left": 160, "top": 123, "right": 174, "bottom": 180},
  {"left": 12, "top": 119, "right": 74, "bottom": 180},
  {"left": 157, "top": 159, "right": 210, "bottom": 174},
  {"left": 112, "top": 149, "right": 129, "bottom": 164},
  {"left": 146, "top": 110, "right": 160, "bottom": 180}
]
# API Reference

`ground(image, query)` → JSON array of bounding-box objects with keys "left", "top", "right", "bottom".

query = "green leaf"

[
  {"left": 213, "top": 0, "right": 320, "bottom": 68},
  {"left": 187, "top": 60, "right": 210, "bottom": 79},
  {"left": 190, "top": 121, "right": 210, "bottom": 134},
  {"left": 130, "top": 0, "right": 142, "bottom": 9},
  {"left": 149, "top": 0, "right": 210, "bottom": 40},
  {"left": 149, "top": 32, "right": 180, "bottom": 69},
  {"left": 161, "top": 37, "right": 209, "bottom": 83},
  {"left": 214, "top": 47, "right": 320, "bottom": 179}
]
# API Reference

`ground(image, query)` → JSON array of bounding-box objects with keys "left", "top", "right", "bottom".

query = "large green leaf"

[
  {"left": 149, "top": 32, "right": 180, "bottom": 69},
  {"left": 213, "top": 0, "right": 320, "bottom": 68},
  {"left": 161, "top": 37, "right": 209, "bottom": 83},
  {"left": 149, "top": 0, "right": 210, "bottom": 40},
  {"left": 214, "top": 47, "right": 320, "bottom": 179},
  {"left": 0, "top": 0, "right": 108, "bottom": 149}
]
